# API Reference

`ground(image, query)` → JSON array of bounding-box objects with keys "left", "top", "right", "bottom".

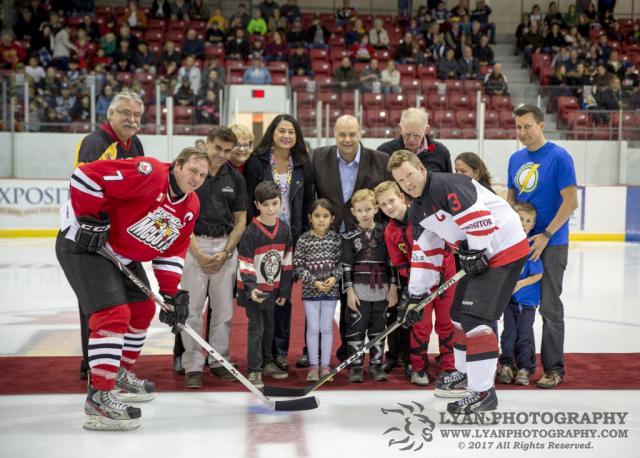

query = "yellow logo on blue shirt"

[{"left": 514, "top": 162, "right": 540, "bottom": 194}]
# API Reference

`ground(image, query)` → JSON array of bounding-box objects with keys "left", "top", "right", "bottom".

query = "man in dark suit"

[
  {"left": 377, "top": 107, "right": 452, "bottom": 173},
  {"left": 307, "top": 114, "right": 389, "bottom": 363}
]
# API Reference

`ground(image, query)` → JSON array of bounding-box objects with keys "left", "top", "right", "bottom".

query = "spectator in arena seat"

[
  {"left": 563, "top": 4, "right": 579, "bottom": 28},
  {"left": 345, "top": 18, "right": 366, "bottom": 47},
  {"left": 528, "top": 4, "right": 542, "bottom": 27},
  {"left": 151, "top": 0, "right": 171, "bottom": 19},
  {"left": 229, "top": 3, "right": 250, "bottom": 30},
  {"left": 544, "top": 23, "right": 566, "bottom": 54},
  {"left": 594, "top": 78, "right": 620, "bottom": 114},
  {"left": 351, "top": 35, "right": 374, "bottom": 63},
  {"left": 178, "top": 54, "right": 202, "bottom": 93},
  {"left": 121, "top": 1, "right": 149, "bottom": 29},
  {"left": 265, "top": 31, "right": 288, "bottom": 62},
  {"left": 206, "top": 20, "right": 226, "bottom": 45},
  {"left": 204, "top": 56, "right": 225, "bottom": 85},
  {"left": 380, "top": 60, "right": 401, "bottom": 94},
  {"left": 96, "top": 85, "right": 115, "bottom": 121},
  {"left": 207, "top": 8, "right": 227, "bottom": 31},
  {"left": 133, "top": 41, "right": 158, "bottom": 74},
  {"left": 288, "top": 44, "right": 311, "bottom": 76},
  {"left": 444, "top": 21, "right": 464, "bottom": 57},
  {"left": 484, "top": 62, "right": 509, "bottom": 95},
  {"left": 54, "top": 83, "right": 76, "bottom": 123},
  {"left": 395, "top": 32, "right": 414, "bottom": 63},
  {"left": 260, "top": 0, "right": 281, "bottom": 22},
  {"left": 114, "top": 40, "right": 135, "bottom": 70},
  {"left": 226, "top": 29, "right": 250, "bottom": 60},
  {"left": 101, "top": 32, "right": 118, "bottom": 57},
  {"left": 250, "top": 38, "right": 266, "bottom": 60},
  {"left": 607, "top": 19, "right": 625, "bottom": 42},
  {"left": 469, "top": 19, "right": 484, "bottom": 48},
  {"left": 243, "top": 54, "right": 272, "bottom": 84},
  {"left": 567, "top": 62, "right": 591, "bottom": 103},
  {"left": 544, "top": 2, "right": 563, "bottom": 28},
  {"left": 305, "top": 14, "right": 330, "bottom": 49},
  {"left": 433, "top": 1, "right": 450, "bottom": 25},
  {"left": 576, "top": 14, "right": 590, "bottom": 38},
  {"left": 471, "top": 0, "right": 496, "bottom": 43},
  {"left": 13, "top": 8, "right": 37, "bottom": 41},
  {"left": 515, "top": 14, "right": 531, "bottom": 53},
  {"left": 174, "top": 74, "right": 196, "bottom": 106},
  {"left": 336, "top": 0, "right": 357, "bottom": 26},
  {"left": 369, "top": 18, "right": 390, "bottom": 50},
  {"left": 628, "top": 22, "right": 640, "bottom": 44},
  {"left": 160, "top": 40, "right": 181, "bottom": 69},
  {"left": 199, "top": 68, "right": 222, "bottom": 97},
  {"left": 458, "top": 44, "right": 480, "bottom": 80},
  {"left": 334, "top": 56, "right": 357, "bottom": 90},
  {"left": 71, "top": 94, "right": 92, "bottom": 122},
  {"left": 182, "top": 28, "right": 205, "bottom": 60},
  {"left": 450, "top": 0, "right": 470, "bottom": 19},
  {"left": 118, "top": 24, "right": 139, "bottom": 50},
  {"left": 36, "top": 65, "right": 61, "bottom": 101},
  {"left": 592, "top": 62, "right": 613, "bottom": 87},
  {"left": 171, "top": 0, "right": 190, "bottom": 21},
  {"left": 431, "top": 32, "right": 447, "bottom": 62},
  {"left": 42, "top": 106, "right": 63, "bottom": 132},
  {"left": 622, "top": 63, "right": 639, "bottom": 88},
  {"left": 267, "top": 7, "right": 287, "bottom": 33},
  {"left": 189, "top": 0, "right": 210, "bottom": 21},
  {"left": 280, "top": 0, "right": 301, "bottom": 24},
  {"left": 286, "top": 18, "right": 306, "bottom": 46},
  {"left": 195, "top": 89, "right": 219, "bottom": 124},
  {"left": 475, "top": 34, "right": 494, "bottom": 66},
  {"left": 248, "top": 9, "right": 268, "bottom": 35},
  {"left": 438, "top": 48, "right": 459, "bottom": 80},
  {"left": 605, "top": 50, "right": 624, "bottom": 79},
  {"left": 359, "top": 58, "right": 382, "bottom": 93},
  {"left": 25, "top": 55, "right": 46, "bottom": 84},
  {"left": 521, "top": 21, "right": 544, "bottom": 66}
]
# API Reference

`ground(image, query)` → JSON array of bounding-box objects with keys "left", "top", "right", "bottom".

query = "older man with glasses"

[
  {"left": 73, "top": 89, "right": 146, "bottom": 380},
  {"left": 377, "top": 107, "right": 452, "bottom": 173}
]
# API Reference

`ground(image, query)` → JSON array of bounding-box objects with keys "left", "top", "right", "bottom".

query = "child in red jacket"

[{"left": 375, "top": 181, "right": 456, "bottom": 385}]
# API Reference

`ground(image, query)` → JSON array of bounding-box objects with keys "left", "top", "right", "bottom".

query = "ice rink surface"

[{"left": 1, "top": 239, "right": 639, "bottom": 458}]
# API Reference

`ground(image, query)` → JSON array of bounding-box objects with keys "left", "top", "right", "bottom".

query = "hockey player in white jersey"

[{"left": 388, "top": 150, "right": 530, "bottom": 414}]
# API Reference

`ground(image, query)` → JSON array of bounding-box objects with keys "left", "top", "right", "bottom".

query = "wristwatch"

[
  {"left": 224, "top": 249, "right": 233, "bottom": 259},
  {"left": 542, "top": 230, "right": 553, "bottom": 239}
]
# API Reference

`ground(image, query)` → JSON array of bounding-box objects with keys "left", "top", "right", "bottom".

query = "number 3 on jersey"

[{"left": 447, "top": 193, "right": 462, "bottom": 212}]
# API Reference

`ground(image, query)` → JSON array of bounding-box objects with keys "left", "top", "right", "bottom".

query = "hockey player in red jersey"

[
  {"left": 388, "top": 150, "right": 529, "bottom": 414},
  {"left": 374, "top": 181, "right": 456, "bottom": 386},
  {"left": 55, "top": 147, "right": 211, "bottom": 430}
]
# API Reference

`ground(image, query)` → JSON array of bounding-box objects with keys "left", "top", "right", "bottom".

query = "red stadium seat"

[
  {"left": 173, "top": 106, "right": 194, "bottom": 124},
  {"left": 421, "top": 79, "right": 440, "bottom": 94},
  {"left": 449, "top": 93, "right": 471, "bottom": 110},
  {"left": 432, "top": 110, "right": 456, "bottom": 128},
  {"left": 499, "top": 110, "right": 514, "bottom": 129},
  {"left": 291, "top": 76, "right": 312, "bottom": 91},
  {"left": 417, "top": 64, "right": 437, "bottom": 79},
  {"left": 396, "top": 63, "right": 416, "bottom": 78},
  {"left": 364, "top": 109, "right": 390, "bottom": 128},
  {"left": 400, "top": 77, "right": 421, "bottom": 94},
  {"left": 310, "top": 48, "right": 328, "bottom": 60},
  {"left": 363, "top": 93, "right": 386, "bottom": 108},
  {"left": 444, "top": 79, "right": 464, "bottom": 94},
  {"left": 455, "top": 110, "right": 476, "bottom": 128},
  {"left": 389, "top": 108, "right": 403, "bottom": 125},
  {"left": 439, "top": 128, "right": 464, "bottom": 139},
  {"left": 531, "top": 53, "right": 551, "bottom": 76},
  {"left": 484, "top": 111, "right": 499, "bottom": 128},
  {"left": 385, "top": 93, "right": 409, "bottom": 109},
  {"left": 311, "top": 61, "right": 331, "bottom": 75},
  {"left": 464, "top": 79, "right": 484, "bottom": 95},
  {"left": 491, "top": 95, "right": 513, "bottom": 111},
  {"left": 427, "top": 93, "right": 448, "bottom": 110},
  {"left": 319, "top": 91, "right": 340, "bottom": 106}
]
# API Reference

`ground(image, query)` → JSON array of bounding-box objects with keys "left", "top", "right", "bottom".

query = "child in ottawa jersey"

[
  {"left": 293, "top": 199, "right": 343, "bottom": 382},
  {"left": 236, "top": 181, "right": 293, "bottom": 389},
  {"left": 496, "top": 202, "right": 544, "bottom": 386},
  {"left": 343, "top": 189, "right": 398, "bottom": 383},
  {"left": 375, "top": 181, "right": 456, "bottom": 386}
]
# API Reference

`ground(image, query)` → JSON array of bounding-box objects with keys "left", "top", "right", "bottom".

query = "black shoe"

[
  {"left": 349, "top": 367, "right": 364, "bottom": 383},
  {"left": 447, "top": 388, "right": 498, "bottom": 414},
  {"left": 295, "top": 353, "right": 310, "bottom": 368},
  {"left": 173, "top": 355, "right": 185, "bottom": 375},
  {"left": 273, "top": 355, "right": 289, "bottom": 371},
  {"left": 403, "top": 363, "right": 413, "bottom": 378},
  {"left": 80, "top": 360, "right": 89, "bottom": 380}
]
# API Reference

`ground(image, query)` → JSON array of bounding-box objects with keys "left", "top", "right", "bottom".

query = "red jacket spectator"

[{"left": 0, "top": 33, "right": 26, "bottom": 69}]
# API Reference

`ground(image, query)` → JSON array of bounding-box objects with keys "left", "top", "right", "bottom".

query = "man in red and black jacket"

[
  {"left": 377, "top": 107, "right": 452, "bottom": 174},
  {"left": 73, "top": 89, "right": 145, "bottom": 379}
]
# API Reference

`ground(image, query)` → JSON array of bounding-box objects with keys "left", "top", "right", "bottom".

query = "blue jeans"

[{"left": 499, "top": 300, "right": 536, "bottom": 371}]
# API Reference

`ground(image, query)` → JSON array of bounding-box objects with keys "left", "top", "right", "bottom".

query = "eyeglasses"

[
  {"left": 114, "top": 108, "right": 143, "bottom": 120},
  {"left": 235, "top": 143, "right": 253, "bottom": 150}
]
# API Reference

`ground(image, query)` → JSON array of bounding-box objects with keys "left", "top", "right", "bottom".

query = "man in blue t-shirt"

[{"left": 507, "top": 105, "right": 578, "bottom": 389}]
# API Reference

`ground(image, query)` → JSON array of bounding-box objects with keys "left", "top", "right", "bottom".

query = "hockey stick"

[
  {"left": 263, "top": 269, "right": 466, "bottom": 397},
  {"left": 97, "top": 247, "right": 319, "bottom": 412}
]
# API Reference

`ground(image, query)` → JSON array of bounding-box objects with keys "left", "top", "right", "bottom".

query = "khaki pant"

[{"left": 181, "top": 236, "right": 237, "bottom": 373}]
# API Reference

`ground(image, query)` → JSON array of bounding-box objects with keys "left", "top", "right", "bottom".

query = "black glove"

[
  {"left": 160, "top": 290, "right": 190, "bottom": 334},
  {"left": 75, "top": 213, "right": 110, "bottom": 252},
  {"left": 397, "top": 290, "right": 425, "bottom": 329},
  {"left": 457, "top": 248, "right": 489, "bottom": 275}
]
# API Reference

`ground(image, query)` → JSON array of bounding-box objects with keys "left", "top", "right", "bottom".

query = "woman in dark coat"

[{"left": 243, "top": 113, "right": 314, "bottom": 372}]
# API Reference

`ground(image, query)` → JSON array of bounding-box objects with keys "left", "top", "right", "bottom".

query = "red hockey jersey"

[
  {"left": 384, "top": 215, "right": 414, "bottom": 279},
  {"left": 60, "top": 156, "right": 200, "bottom": 295},
  {"left": 409, "top": 172, "right": 529, "bottom": 298}
]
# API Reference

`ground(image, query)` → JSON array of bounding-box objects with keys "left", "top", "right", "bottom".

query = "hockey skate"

[
  {"left": 434, "top": 370, "right": 469, "bottom": 398},
  {"left": 114, "top": 367, "right": 156, "bottom": 402},
  {"left": 84, "top": 387, "right": 142, "bottom": 431},
  {"left": 446, "top": 388, "right": 498, "bottom": 414}
]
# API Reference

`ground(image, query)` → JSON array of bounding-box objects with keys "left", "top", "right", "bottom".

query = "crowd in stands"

[
  {"left": 516, "top": 0, "right": 640, "bottom": 132},
  {"left": 0, "top": 0, "right": 507, "bottom": 135}
]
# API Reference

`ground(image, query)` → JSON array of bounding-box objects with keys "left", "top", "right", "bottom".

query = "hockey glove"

[
  {"left": 397, "top": 290, "right": 425, "bottom": 329},
  {"left": 457, "top": 248, "right": 489, "bottom": 275},
  {"left": 160, "top": 290, "right": 190, "bottom": 334},
  {"left": 75, "top": 213, "right": 110, "bottom": 252}
]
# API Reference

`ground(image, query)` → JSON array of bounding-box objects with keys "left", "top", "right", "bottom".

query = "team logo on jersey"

[
  {"left": 259, "top": 250, "right": 282, "bottom": 285},
  {"left": 184, "top": 211, "right": 194, "bottom": 222},
  {"left": 127, "top": 207, "right": 183, "bottom": 252},
  {"left": 137, "top": 160, "right": 153, "bottom": 175},
  {"left": 398, "top": 241, "right": 408, "bottom": 255},
  {"left": 514, "top": 162, "right": 540, "bottom": 194},
  {"left": 354, "top": 237, "right": 363, "bottom": 251}
]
